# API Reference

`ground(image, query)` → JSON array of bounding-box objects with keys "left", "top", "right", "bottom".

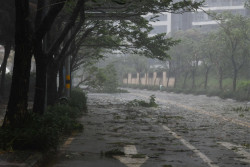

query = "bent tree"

[
  {"left": 3, "top": 0, "right": 33, "bottom": 127},
  {"left": 3, "top": 0, "right": 67, "bottom": 126},
  {"left": 2, "top": 0, "right": 203, "bottom": 127}
]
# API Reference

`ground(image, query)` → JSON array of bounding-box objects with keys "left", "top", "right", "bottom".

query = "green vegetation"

[
  {"left": 242, "top": 143, "right": 250, "bottom": 149},
  {"left": 127, "top": 95, "right": 158, "bottom": 107},
  {"left": 79, "top": 64, "right": 128, "bottom": 93},
  {"left": 231, "top": 106, "right": 249, "bottom": 117},
  {"left": 117, "top": 11, "right": 250, "bottom": 102},
  {"left": 69, "top": 88, "right": 88, "bottom": 111},
  {"left": 131, "top": 154, "right": 146, "bottom": 158},
  {"left": 0, "top": 89, "right": 87, "bottom": 151},
  {"left": 162, "top": 165, "right": 173, "bottom": 167},
  {"left": 231, "top": 106, "right": 250, "bottom": 112},
  {"left": 103, "top": 148, "right": 125, "bottom": 157},
  {"left": 123, "top": 75, "right": 250, "bottom": 101},
  {"left": 235, "top": 81, "right": 250, "bottom": 101},
  {"left": 1, "top": 0, "right": 203, "bottom": 130},
  {"left": 163, "top": 13, "right": 250, "bottom": 101},
  {"left": 101, "top": 64, "right": 119, "bottom": 93}
]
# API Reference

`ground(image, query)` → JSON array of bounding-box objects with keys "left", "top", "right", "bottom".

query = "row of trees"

[
  {"left": 0, "top": 0, "right": 203, "bottom": 127},
  {"left": 107, "top": 11, "right": 250, "bottom": 99},
  {"left": 168, "top": 12, "right": 250, "bottom": 93}
]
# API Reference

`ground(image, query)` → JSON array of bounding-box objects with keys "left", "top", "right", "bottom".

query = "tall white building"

[
  {"left": 192, "top": 0, "right": 247, "bottom": 31},
  {"left": 143, "top": 12, "right": 172, "bottom": 36},
  {"left": 143, "top": 1, "right": 248, "bottom": 35}
]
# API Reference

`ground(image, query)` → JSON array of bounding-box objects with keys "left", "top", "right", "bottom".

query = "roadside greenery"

[
  {"left": 1, "top": 0, "right": 203, "bottom": 128},
  {"left": 123, "top": 81, "right": 250, "bottom": 101},
  {"left": 119, "top": 11, "right": 250, "bottom": 102},
  {"left": 0, "top": 89, "right": 87, "bottom": 151},
  {"left": 165, "top": 12, "right": 250, "bottom": 100},
  {"left": 77, "top": 63, "right": 128, "bottom": 93}
]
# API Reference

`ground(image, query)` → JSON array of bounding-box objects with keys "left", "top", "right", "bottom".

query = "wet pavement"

[{"left": 46, "top": 88, "right": 250, "bottom": 167}]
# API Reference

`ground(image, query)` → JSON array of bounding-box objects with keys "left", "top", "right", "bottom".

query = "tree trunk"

[
  {"left": 47, "top": 63, "right": 58, "bottom": 106},
  {"left": 138, "top": 73, "right": 141, "bottom": 85},
  {"left": 233, "top": 69, "right": 238, "bottom": 92},
  {"left": 173, "top": 71, "right": 177, "bottom": 88},
  {"left": 0, "top": 42, "right": 11, "bottom": 97},
  {"left": 167, "top": 77, "right": 170, "bottom": 88},
  {"left": 191, "top": 69, "right": 196, "bottom": 90},
  {"left": 219, "top": 67, "right": 223, "bottom": 90},
  {"left": 231, "top": 52, "right": 238, "bottom": 92},
  {"left": 3, "top": 0, "right": 32, "bottom": 127},
  {"left": 182, "top": 72, "right": 188, "bottom": 89},
  {"left": 167, "top": 71, "right": 171, "bottom": 88},
  {"left": 204, "top": 67, "right": 210, "bottom": 90},
  {"left": 33, "top": 42, "right": 47, "bottom": 114},
  {"left": 127, "top": 74, "right": 128, "bottom": 85},
  {"left": 174, "top": 77, "right": 177, "bottom": 88},
  {"left": 33, "top": 0, "right": 47, "bottom": 114}
]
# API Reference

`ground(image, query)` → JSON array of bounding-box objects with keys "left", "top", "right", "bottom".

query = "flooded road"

[{"left": 49, "top": 88, "right": 250, "bottom": 167}]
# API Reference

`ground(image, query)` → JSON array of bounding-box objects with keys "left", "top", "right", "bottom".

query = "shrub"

[
  {"left": 235, "top": 81, "right": 250, "bottom": 101},
  {"left": 116, "top": 89, "right": 129, "bottom": 93},
  {"left": 172, "top": 88, "right": 182, "bottom": 94},
  {"left": 0, "top": 111, "right": 60, "bottom": 151},
  {"left": 193, "top": 89, "right": 207, "bottom": 95},
  {"left": 220, "top": 90, "right": 234, "bottom": 99},
  {"left": 70, "top": 88, "right": 88, "bottom": 112},
  {"left": 103, "top": 148, "right": 125, "bottom": 157},
  {"left": 206, "top": 89, "right": 222, "bottom": 97},
  {"left": 0, "top": 90, "right": 87, "bottom": 151},
  {"left": 182, "top": 89, "right": 192, "bottom": 94}
]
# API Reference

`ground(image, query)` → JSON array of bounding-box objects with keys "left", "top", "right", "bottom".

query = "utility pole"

[
  {"left": 65, "top": 55, "right": 71, "bottom": 98},
  {"left": 65, "top": 28, "right": 72, "bottom": 98},
  {"left": 44, "top": 0, "right": 49, "bottom": 112}
]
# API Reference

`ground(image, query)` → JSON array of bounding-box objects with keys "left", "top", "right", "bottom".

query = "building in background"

[
  {"left": 145, "top": 0, "right": 248, "bottom": 35},
  {"left": 171, "top": 13, "right": 193, "bottom": 33},
  {"left": 144, "top": 12, "right": 172, "bottom": 36},
  {"left": 192, "top": 0, "right": 247, "bottom": 31},
  {"left": 144, "top": 12, "right": 192, "bottom": 36}
]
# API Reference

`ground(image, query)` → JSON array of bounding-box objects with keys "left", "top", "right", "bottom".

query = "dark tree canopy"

[{"left": 1, "top": 0, "right": 204, "bottom": 127}]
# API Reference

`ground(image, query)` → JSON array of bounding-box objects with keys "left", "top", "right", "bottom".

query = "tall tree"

[
  {"left": 170, "top": 30, "right": 198, "bottom": 89},
  {"left": 0, "top": 0, "right": 15, "bottom": 98},
  {"left": 3, "top": 0, "right": 204, "bottom": 126},
  {"left": 198, "top": 34, "right": 214, "bottom": 90},
  {"left": 42, "top": 0, "right": 203, "bottom": 106},
  {"left": 3, "top": 0, "right": 33, "bottom": 127},
  {"left": 214, "top": 12, "right": 250, "bottom": 91},
  {"left": 3, "top": 0, "right": 67, "bottom": 126}
]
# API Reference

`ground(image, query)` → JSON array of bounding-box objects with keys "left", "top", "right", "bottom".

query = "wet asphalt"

[{"left": 47, "top": 88, "right": 250, "bottom": 167}]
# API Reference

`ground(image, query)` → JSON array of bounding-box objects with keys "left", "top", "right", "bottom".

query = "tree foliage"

[
  {"left": 1, "top": 0, "right": 204, "bottom": 127},
  {"left": 168, "top": 11, "right": 250, "bottom": 95}
]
